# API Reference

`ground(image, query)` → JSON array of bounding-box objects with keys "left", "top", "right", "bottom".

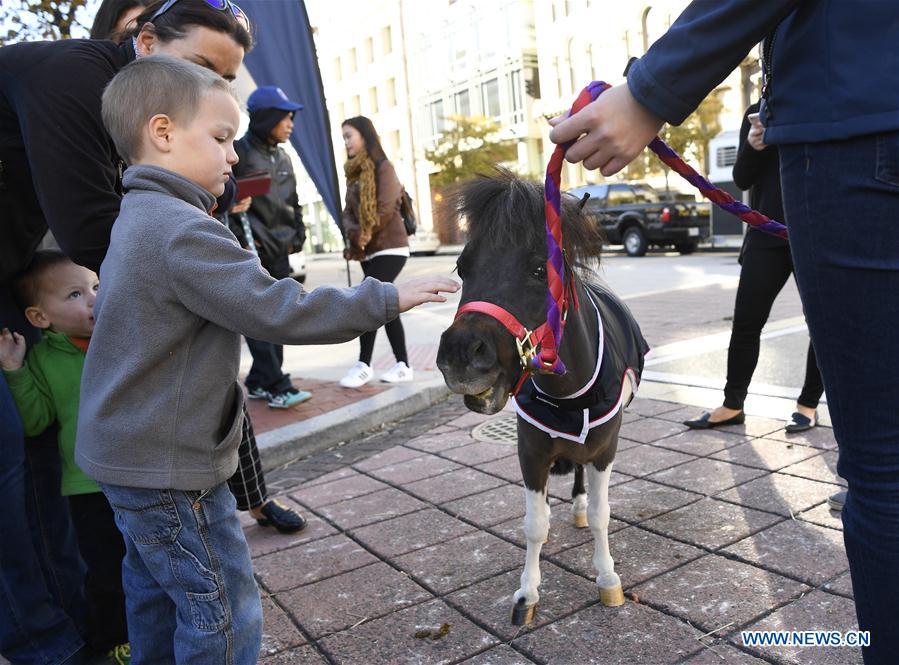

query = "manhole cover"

[{"left": 471, "top": 415, "right": 518, "bottom": 445}]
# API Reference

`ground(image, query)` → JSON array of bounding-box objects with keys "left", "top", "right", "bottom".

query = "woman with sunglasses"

[
  {"left": 0, "top": 3, "right": 253, "bottom": 664},
  {"left": 93, "top": 0, "right": 307, "bottom": 523}
]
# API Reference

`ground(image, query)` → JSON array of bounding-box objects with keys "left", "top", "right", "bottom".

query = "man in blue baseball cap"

[{"left": 232, "top": 86, "right": 310, "bottom": 409}]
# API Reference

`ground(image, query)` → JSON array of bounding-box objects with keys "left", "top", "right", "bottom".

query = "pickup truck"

[{"left": 566, "top": 183, "right": 710, "bottom": 257}]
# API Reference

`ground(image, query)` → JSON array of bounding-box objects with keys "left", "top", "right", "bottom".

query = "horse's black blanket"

[{"left": 512, "top": 280, "right": 649, "bottom": 444}]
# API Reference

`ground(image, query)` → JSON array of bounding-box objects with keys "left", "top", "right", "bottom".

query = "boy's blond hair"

[{"left": 102, "top": 55, "right": 234, "bottom": 164}]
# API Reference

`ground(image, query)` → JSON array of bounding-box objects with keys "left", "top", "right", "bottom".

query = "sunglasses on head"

[{"left": 148, "top": 0, "right": 250, "bottom": 33}]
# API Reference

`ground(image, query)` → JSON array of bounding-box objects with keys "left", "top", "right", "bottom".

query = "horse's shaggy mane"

[{"left": 448, "top": 168, "right": 603, "bottom": 265}]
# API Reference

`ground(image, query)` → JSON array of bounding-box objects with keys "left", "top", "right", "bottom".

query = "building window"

[
  {"left": 364, "top": 37, "right": 374, "bottom": 64},
  {"left": 389, "top": 130, "right": 401, "bottom": 156},
  {"left": 351, "top": 95, "right": 361, "bottom": 116},
  {"left": 369, "top": 86, "right": 379, "bottom": 114},
  {"left": 430, "top": 99, "right": 445, "bottom": 135},
  {"left": 481, "top": 78, "right": 500, "bottom": 118},
  {"left": 348, "top": 48, "right": 357, "bottom": 74},
  {"left": 337, "top": 101, "right": 345, "bottom": 122},
  {"left": 455, "top": 89, "right": 470, "bottom": 116},
  {"left": 386, "top": 78, "right": 397, "bottom": 107},
  {"left": 382, "top": 25, "right": 392, "bottom": 54},
  {"left": 509, "top": 69, "right": 523, "bottom": 111},
  {"left": 334, "top": 56, "right": 342, "bottom": 82}
]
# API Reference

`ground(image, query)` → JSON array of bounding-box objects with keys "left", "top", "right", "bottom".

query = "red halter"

[{"left": 454, "top": 275, "right": 579, "bottom": 397}]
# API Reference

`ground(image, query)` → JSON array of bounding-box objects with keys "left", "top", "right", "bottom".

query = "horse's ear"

[{"left": 578, "top": 193, "right": 591, "bottom": 210}]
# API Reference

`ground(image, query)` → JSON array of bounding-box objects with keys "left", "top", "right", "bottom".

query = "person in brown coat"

[{"left": 339, "top": 116, "right": 412, "bottom": 387}]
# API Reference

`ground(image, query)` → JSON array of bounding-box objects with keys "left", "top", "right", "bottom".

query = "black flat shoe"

[
  {"left": 683, "top": 411, "right": 745, "bottom": 430},
  {"left": 256, "top": 499, "right": 307, "bottom": 534},
  {"left": 785, "top": 411, "right": 817, "bottom": 433}
]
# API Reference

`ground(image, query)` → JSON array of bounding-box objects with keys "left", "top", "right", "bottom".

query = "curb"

[{"left": 255, "top": 378, "right": 451, "bottom": 471}]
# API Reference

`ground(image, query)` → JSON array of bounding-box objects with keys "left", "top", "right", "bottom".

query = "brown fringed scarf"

[{"left": 344, "top": 152, "right": 378, "bottom": 243}]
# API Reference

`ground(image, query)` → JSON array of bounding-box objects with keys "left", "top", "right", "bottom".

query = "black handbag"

[{"left": 399, "top": 189, "right": 417, "bottom": 236}]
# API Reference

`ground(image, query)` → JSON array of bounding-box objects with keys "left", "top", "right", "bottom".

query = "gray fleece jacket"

[{"left": 76, "top": 165, "right": 398, "bottom": 490}]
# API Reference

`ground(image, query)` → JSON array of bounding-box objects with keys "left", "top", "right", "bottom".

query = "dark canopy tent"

[{"left": 240, "top": 0, "right": 342, "bottom": 234}]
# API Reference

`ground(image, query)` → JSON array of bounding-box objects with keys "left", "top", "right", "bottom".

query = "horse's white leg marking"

[
  {"left": 513, "top": 488, "right": 550, "bottom": 607},
  {"left": 587, "top": 463, "right": 624, "bottom": 606},
  {"left": 571, "top": 492, "right": 588, "bottom": 528}
]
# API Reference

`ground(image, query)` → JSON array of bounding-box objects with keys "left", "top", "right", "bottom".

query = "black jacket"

[
  {"left": 0, "top": 38, "right": 134, "bottom": 282},
  {"left": 732, "top": 101, "right": 787, "bottom": 253},
  {"left": 233, "top": 132, "right": 304, "bottom": 271}
]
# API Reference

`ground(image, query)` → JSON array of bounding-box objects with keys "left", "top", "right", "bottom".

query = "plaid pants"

[{"left": 227, "top": 404, "right": 267, "bottom": 511}]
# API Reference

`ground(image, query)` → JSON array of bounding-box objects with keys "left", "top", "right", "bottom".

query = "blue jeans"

[
  {"left": 1, "top": 288, "right": 86, "bottom": 665},
  {"left": 782, "top": 130, "right": 899, "bottom": 664},
  {"left": 100, "top": 482, "right": 262, "bottom": 665}
]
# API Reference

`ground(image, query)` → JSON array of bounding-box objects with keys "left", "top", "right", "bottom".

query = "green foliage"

[
  {"left": 623, "top": 88, "right": 727, "bottom": 180},
  {"left": 424, "top": 115, "right": 519, "bottom": 190},
  {"left": 0, "top": 0, "right": 91, "bottom": 44}
]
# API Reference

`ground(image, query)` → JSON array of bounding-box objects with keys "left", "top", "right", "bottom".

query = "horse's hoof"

[
  {"left": 511, "top": 598, "right": 537, "bottom": 625},
  {"left": 599, "top": 584, "right": 625, "bottom": 607},
  {"left": 572, "top": 511, "right": 589, "bottom": 528}
]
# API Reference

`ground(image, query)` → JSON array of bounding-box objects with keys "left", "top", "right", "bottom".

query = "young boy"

[
  {"left": 76, "top": 56, "right": 457, "bottom": 664},
  {"left": 0, "top": 252, "right": 130, "bottom": 662}
]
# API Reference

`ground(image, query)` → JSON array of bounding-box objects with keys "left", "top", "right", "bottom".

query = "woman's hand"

[
  {"left": 395, "top": 276, "right": 459, "bottom": 312},
  {"left": 747, "top": 117, "right": 767, "bottom": 152},
  {"left": 548, "top": 83, "right": 665, "bottom": 176},
  {"left": 0, "top": 328, "right": 26, "bottom": 372}
]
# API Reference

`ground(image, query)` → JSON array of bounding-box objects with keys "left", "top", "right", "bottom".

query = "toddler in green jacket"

[{"left": 0, "top": 250, "right": 129, "bottom": 662}]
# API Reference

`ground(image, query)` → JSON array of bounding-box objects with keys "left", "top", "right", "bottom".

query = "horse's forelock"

[{"left": 451, "top": 169, "right": 602, "bottom": 264}]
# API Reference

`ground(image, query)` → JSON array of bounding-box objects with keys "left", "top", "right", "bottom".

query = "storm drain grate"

[{"left": 471, "top": 415, "right": 518, "bottom": 445}]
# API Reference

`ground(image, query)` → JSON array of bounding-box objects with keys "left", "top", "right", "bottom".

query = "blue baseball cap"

[{"left": 247, "top": 86, "right": 304, "bottom": 113}]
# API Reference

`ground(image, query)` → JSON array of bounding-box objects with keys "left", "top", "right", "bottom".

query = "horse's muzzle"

[{"left": 437, "top": 318, "right": 516, "bottom": 414}]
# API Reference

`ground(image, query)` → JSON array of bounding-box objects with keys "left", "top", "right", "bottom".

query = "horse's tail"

[{"left": 550, "top": 458, "right": 575, "bottom": 476}]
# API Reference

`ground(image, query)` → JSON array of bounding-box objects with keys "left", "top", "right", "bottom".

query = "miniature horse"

[{"left": 437, "top": 172, "right": 648, "bottom": 625}]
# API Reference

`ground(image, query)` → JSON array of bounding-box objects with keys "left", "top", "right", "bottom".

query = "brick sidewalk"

[
  {"left": 244, "top": 394, "right": 857, "bottom": 665},
  {"left": 245, "top": 378, "right": 389, "bottom": 436}
]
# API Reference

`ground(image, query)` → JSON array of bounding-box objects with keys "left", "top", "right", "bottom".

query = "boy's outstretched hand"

[
  {"left": 0, "top": 328, "right": 26, "bottom": 371},
  {"left": 548, "top": 83, "right": 665, "bottom": 176},
  {"left": 395, "top": 276, "right": 459, "bottom": 313}
]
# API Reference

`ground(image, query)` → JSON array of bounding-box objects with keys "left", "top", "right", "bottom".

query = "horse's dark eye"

[{"left": 532, "top": 265, "right": 547, "bottom": 280}]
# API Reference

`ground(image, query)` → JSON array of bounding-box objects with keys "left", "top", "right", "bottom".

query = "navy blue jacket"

[{"left": 628, "top": 0, "right": 899, "bottom": 145}]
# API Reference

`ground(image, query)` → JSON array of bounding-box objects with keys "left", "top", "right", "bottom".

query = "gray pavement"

[{"left": 249, "top": 391, "right": 855, "bottom": 665}]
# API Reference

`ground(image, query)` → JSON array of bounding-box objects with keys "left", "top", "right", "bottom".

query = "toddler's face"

[
  {"left": 32, "top": 263, "right": 99, "bottom": 338},
  {"left": 169, "top": 89, "right": 241, "bottom": 197}
]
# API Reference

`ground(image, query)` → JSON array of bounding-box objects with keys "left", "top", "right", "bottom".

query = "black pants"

[
  {"left": 724, "top": 243, "right": 824, "bottom": 410},
  {"left": 360, "top": 255, "right": 408, "bottom": 365},
  {"left": 245, "top": 255, "right": 293, "bottom": 394},
  {"left": 68, "top": 492, "right": 128, "bottom": 653}
]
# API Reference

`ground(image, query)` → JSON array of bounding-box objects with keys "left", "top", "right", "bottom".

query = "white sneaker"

[
  {"left": 339, "top": 361, "right": 373, "bottom": 388},
  {"left": 381, "top": 361, "right": 413, "bottom": 383}
]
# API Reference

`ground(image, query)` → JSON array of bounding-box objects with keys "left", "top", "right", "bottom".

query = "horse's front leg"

[
  {"left": 587, "top": 462, "right": 624, "bottom": 607},
  {"left": 511, "top": 484, "right": 550, "bottom": 625}
]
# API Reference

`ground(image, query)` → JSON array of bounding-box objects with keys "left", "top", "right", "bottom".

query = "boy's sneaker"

[
  {"left": 381, "top": 361, "right": 413, "bottom": 383},
  {"left": 268, "top": 388, "right": 312, "bottom": 409},
  {"left": 107, "top": 643, "right": 131, "bottom": 665},
  {"left": 340, "top": 361, "right": 373, "bottom": 388},
  {"left": 247, "top": 386, "right": 272, "bottom": 400}
]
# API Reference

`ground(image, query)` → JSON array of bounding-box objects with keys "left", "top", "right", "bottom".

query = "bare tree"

[{"left": 0, "top": 0, "right": 92, "bottom": 45}]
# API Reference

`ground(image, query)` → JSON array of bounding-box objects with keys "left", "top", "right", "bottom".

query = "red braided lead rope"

[{"left": 540, "top": 81, "right": 610, "bottom": 375}]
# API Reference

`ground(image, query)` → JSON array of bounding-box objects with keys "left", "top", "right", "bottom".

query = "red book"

[{"left": 235, "top": 172, "right": 272, "bottom": 199}]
